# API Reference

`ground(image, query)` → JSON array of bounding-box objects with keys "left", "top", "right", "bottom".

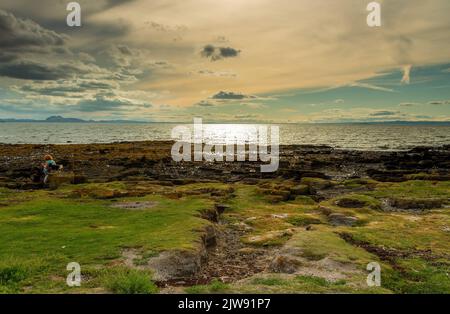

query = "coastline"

[{"left": 1, "top": 141, "right": 449, "bottom": 189}]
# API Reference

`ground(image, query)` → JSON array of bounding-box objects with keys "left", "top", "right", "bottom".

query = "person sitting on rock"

[{"left": 42, "top": 154, "right": 63, "bottom": 184}]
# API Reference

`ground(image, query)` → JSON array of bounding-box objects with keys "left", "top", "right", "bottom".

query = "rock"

[
  {"left": 319, "top": 205, "right": 333, "bottom": 215},
  {"left": 232, "top": 222, "right": 253, "bottom": 231},
  {"left": 202, "top": 225, "right": 217, "bottom": 247},
  {"left": 268, "top": 255, "right": 302, "bottom": 273},
  {"left": 301, "top": 178, "right": 333, "bottom": 192},
  {"left": 199, "top": 207, "right": 219, "bottom": 222},
  {"left": 289, "top": 185, "right": 310, "bottom": 196},
  {"left": 111, "top": 201, "right": 158, "bottom": 210},
  {"left": 271, "top": 213, "right": 289, "bottom": 219},
  {"left": 366, "top": 169, "right": 411, "bottom": 182},
  {"left": 245, "top": 229, "right": 294, "bottom": 245},
  {"left": 48, "top": 173, "right": 74, "bottom": 189},
  {"left": 147, "top": 248, "right": 206, "bottom": 281},
  {"left": 335, "top": 198, "right": 368, "bottom": 208},
  {"left": 328, "top": 213, "right": 358, "bottom": 226},
  {"left": 264, "top": 195, "right": 286, "bottom": 204},
  {"left": 294, "top": 171, "right": 330, "bottom": 180},
  {"left": 215, "top": 203, "right": 230, "bottom": 214},
  {"left": 72, "top": 174, "right": 87, "bottom": 184},
  {"left": 89, "top": 189, "right": 128, "bottom": 199},
  {"left": 387, "top": 198, "right": 443, "bottom": 210}
]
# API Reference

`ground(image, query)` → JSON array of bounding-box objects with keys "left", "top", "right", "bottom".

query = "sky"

[{"left": 0, "top": 0, "right": 449, "bottom": 122}]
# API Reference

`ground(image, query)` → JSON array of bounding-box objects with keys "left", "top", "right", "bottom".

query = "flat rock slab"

[{"left": 111, "top": 201, "right": 158, "bottom": 210}]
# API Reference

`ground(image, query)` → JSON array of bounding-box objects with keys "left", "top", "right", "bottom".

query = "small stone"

[{"left": 271, "top": 213, "right": 289, "bottom": 219}]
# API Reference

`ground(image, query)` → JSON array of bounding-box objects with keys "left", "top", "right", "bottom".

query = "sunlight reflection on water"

[{"left": 1, "top": 122, "right": 450, "bottom": 150}]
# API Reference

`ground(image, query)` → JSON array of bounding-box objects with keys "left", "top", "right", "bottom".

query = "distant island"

[
  {"left": 0, "top": 116, "right": 449, "bottom": 125},
  {"left": 0, "top": 116, "right": 150, "bottom": 123}
]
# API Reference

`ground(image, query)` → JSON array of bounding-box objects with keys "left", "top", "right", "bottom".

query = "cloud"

[
  {"left": 195, "top": 69, "right": 237, "bottom": 78},
  {"left": 399, "top": 102, "right": 419, "bottom": 107},
  {"left": 349, "top": 82, "right": 394, "bottom": 93},
  {"left": 0, "top": 10, "right": 113, "bottom": 82},
  {"left": 243, "top": 102, "right": 267, "bottom": 109},
  {"left": 16, "top": 79, "right": 118, "bottom": 97},
  {"left": 234, "top": 114, "right": 259, "bottom": 119},
  {"left": 0, "top": 60, "right": 105, "bottom": 81},
  {"left": 146, "top": 21, "right": 188, "bottom": 33},
  {"left": 201, "top": 45, "right": 240, "bottom": 61},
  {"left": 73, "top": 95, "right": 152, "bottom": 112},
  {"left": 369, "top": 110, "right": 400, "bottom": 117},
  {"left": 105, "top": 0, "right": 137, "bottom": 8},
  {"left": 0, "top": 9, "right": 66, "bottom": 51},
  {"left": 211, "top": 91, "right": 256, "bottom": 100},
  {"left": 428, "top": 100, "right": 450, "bottom": 105},
  {"left": 195, "top": 101, "right": 216, "bottom": 107},
  {"left": 401, "top": 65, "right": 412, "bottom": 84}
]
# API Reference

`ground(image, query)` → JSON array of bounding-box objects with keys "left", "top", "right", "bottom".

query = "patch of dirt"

[
  {"left": 192, "top": 223, "right": 278, "bottom": 284},
  {"left": 157, "top": 221, "right": 279, "bottom": 289},
  {"left": 266, "top": 240, "right": 361, "bottom": 283},
  {"left": 111, "top": 201, "right": 158, "bottom": 210},
  {"left": 339, "top": 232, "right": 449, "bottom": 263}
]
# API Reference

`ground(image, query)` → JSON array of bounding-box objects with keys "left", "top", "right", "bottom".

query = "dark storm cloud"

[
  {"left": 104, "top": 0, "right": 137, "bottom": 9},
  {"left": 0, "top": 8, "right": 155, "bottom": 117},
  {"left": 85, "top": 20, "right": 131, "bottom": 38},
  {"left": 0, "top": 61, "right": 71, "bottom": 80},
  {"left": 0, "top": 9, "right": 67, "bottom": 50},
  {"left": 0, "top": 60, "right": 105, "bottom": 81},
  {"left": 18, "top": 80, "right": 117, "bottom": 96},
  {"left": 201, "top": 45, "right": 240, "bottom": 61},
  {"left": 0, "top": 52, "right": 17, "bottom": 63},
  {"left": 0, "top": 10, "right": 128, "bottom": 83}
]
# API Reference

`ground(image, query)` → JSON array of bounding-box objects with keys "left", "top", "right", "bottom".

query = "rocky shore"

[
  {"left": 1, "top": 141, "right": 449, "bottom": 189},
  {"left": 1, "top": 141, "right": 449, "bottom": 293}
]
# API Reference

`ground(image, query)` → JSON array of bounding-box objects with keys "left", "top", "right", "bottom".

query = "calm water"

[{"left": 1, "top": 122, "right": 450, "bottom": 150}]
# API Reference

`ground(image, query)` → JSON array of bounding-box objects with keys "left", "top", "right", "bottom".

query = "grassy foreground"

[{"left": 0, "top": 178, "right": 449, "bottom": 294}]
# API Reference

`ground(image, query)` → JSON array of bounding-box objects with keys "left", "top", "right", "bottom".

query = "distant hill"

[
  {"left": 0, "top": 116, "right": 150, "bottom": 123},
  {"left": 45, "top": 116, "right": 86, "bottom": 122}
]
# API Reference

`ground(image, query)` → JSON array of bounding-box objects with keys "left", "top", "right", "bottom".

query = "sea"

[{"left": 1, "top": 122, "right": 450, "bottom": 151}]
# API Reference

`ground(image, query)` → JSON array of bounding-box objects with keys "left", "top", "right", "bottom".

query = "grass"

[
  {"left": 252, "top": 277, "right": 289, "bottom": 286},
  {"left": 286, "top": 215, "right": 322, "bottom": 227},
  {"left": 0, "top": 178, "right": 449, "bottom": 294},
  {"left": 0, "top": 182, "right": 213, "bottom": 293},
  {"left": 234, "top": 273, "right": 388, "bottom": 294},
  {"left": 103, "top": 268, "right": 158, "bottom": 294},
  {"left": 185, "top": 279, "right": 229, "bottom": 294},
  {"left": 289, "top": 225, "right": 376, "bottom": 264},
  {"left": 382, "top": 258, "right": 450, "bottom": 294}
]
